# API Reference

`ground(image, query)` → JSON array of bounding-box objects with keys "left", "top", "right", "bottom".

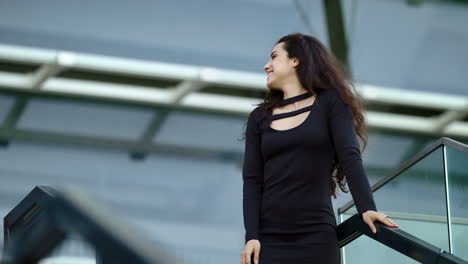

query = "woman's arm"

[
  {"left": 242, "top": 107, "right": 264, "bottom": 244},
  {"left": 327, "top": 89, "right": 399, "bottom": 233},
  {"left": 327, "top": 89, "right": 377, "bottom": 215}
]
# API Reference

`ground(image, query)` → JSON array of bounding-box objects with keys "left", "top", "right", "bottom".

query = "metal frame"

[{"left": 442, "top": 145, "right": 454, "bottom": 253}]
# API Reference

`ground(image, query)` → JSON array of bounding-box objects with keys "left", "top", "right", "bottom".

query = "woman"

[{"left": 240, "top": 33, "right": 399, "bottom": 264}]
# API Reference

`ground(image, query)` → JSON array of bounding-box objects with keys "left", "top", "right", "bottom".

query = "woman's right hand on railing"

[{"left": 240, "top": 239, "right": 261, "bottom": 264}]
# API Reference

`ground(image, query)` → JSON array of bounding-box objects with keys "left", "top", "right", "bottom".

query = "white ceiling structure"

[{"left": 0, "top": 43, "right": 467, "bottom": 140}]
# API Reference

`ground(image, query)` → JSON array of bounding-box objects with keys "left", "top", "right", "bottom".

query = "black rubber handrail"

[{"left": 339, "top": 137, "right": 468, "bottom": 214}]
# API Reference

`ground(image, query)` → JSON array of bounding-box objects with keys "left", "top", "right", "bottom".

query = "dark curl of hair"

[{"left": 242, "top": 33, "right": 368, "bottom": 199}]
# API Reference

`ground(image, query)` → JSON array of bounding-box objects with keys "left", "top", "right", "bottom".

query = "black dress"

[{"left": 242, "top": 89, "right": 377, "bottom": 264}]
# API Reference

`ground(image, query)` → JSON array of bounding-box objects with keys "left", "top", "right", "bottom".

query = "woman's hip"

[{"left": 258, "top": 224, "right": 340, "bottom": 264}]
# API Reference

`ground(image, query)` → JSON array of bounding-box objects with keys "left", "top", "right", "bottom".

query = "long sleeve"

[
  {"left": 327, "top": 89, "right": 377, "bottom": 215},
  {"left": 242, "top": 108, "right": 264, "bottom": 244}
]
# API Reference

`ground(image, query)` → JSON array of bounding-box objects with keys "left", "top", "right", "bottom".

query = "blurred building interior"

[{"left": 0, "top": 0, "right": 467, "bottom": 263}]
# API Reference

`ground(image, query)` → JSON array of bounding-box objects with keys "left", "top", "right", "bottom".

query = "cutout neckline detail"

[
  {"left": 269, "top": 92, "right": 317, "bottom": 132},
  {"left": 279, "top": 91, "right": 314, "bottom": 106}
]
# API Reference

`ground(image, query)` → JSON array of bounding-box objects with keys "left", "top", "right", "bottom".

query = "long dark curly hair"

[{"left": 243, "top": 33, "right": 368, "bottom": 199}]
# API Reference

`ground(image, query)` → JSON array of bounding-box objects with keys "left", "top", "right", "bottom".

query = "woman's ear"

[{"left": 291, "top": 57, "right": 299, "bottom": 68}]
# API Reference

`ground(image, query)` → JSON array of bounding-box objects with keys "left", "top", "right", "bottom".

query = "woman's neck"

[{"left": 282, "top": 83, "right": 309, "bottom": 100}]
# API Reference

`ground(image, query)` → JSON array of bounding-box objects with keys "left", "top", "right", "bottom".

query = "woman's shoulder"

[
  {"left": 316, "top": 88, "right": 352, "bottom": 118},
  {"left": 315, "top": 88, "right": 338, "bottom": 109},
  {"left": 249, "top": 105, "right": 269, "bottom": 120},
  {"left": 247, "top": 106, "right": 260, "bottom": 123},
  {"left": 317, "top": 88, "right": 341, "bottom": 102},
  {"left": 247, "top": 105, "right": 270, "bottom": 133}
]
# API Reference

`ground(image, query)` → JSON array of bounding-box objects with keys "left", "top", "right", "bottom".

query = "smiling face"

[{"left": 263, "top": 42, "right": 299, "bottom": 91}]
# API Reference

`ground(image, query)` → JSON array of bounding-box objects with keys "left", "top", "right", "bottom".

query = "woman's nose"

[{"left": 263, "top": 63, "right": 270, "bottom": 72}]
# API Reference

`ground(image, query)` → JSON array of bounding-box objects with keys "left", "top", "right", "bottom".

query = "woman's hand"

[
  {"left": 240, "top": 239, "right": 261, "bottom": 264},
  {"left": 362, "top": 210, "right": 399, "bottom": 233}
]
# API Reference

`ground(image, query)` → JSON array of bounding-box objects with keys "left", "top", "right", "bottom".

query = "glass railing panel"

[
  {"left": 340, "top": 211, "right": 454, "bottom": 264},
  {"left": 445, "top": 145, "right": 468, "bottom": 261},
  {"left": 340, "top": 145, "right": 450, "bottom": 263},
  {"left": 341, "top": 233, "right": 419, "bottom": 264}
]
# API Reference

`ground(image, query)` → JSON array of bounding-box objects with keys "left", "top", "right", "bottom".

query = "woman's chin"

[
  {"left": 266, "top": 80, "right": 278, "bottom": 90},
  {"left": 267, "top": 85, "right": 282, "bottom": 92}
]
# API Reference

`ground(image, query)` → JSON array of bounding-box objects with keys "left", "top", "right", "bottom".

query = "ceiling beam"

[
  {"left": 322, "top": 0, "right": 349, "bottom": 67},
  {"left": 0, "top": 127, "right": 242, "bottom": 162}
]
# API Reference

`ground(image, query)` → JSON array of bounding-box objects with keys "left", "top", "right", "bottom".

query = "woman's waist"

[
  {"left": 261, "top": 186, "right": 330, "bottom": 207},
  {"left": 259, "top": 216, "right": 337, "bottom": 235}
]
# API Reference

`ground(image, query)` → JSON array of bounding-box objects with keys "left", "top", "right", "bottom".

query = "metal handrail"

[{"left": 337, "top": 214, "right": 467, "bottom": 264}]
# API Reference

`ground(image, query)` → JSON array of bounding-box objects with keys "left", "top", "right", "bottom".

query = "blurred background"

[{"left": 0, "top": 0, "right": 467, "bottom": 263}]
